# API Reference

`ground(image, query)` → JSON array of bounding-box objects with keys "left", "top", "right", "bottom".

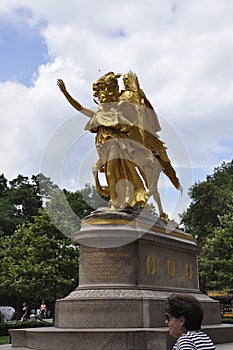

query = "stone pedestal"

[
  {"left": 10, "top": 208, "right": 233, "bottom": 349},
  {"left": 55, "top": 209, "right": 220, "bottom": 330}
]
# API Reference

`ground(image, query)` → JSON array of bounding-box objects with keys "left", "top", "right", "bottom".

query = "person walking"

[
  {"left": 40, "top": 301, "right": 47, "bottom": 319},
  {"left": 21, "top": 302, "right": 29, "bottom": 322}
]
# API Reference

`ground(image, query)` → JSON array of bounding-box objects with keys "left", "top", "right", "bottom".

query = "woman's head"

[{"left": 165, "top": 293, "right": 204, "bottom": 332}]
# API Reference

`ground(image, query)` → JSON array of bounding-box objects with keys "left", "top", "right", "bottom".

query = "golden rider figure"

[{"left": 57, "top": 71, "right": 181, "bottom": 218}]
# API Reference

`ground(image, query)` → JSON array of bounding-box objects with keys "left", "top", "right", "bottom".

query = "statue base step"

[
  {"left": 10, "top": 324, "right": 233, "bottom": 350},
  {"left": 55, "top": 288, "right": 221, "bottom": 328}
]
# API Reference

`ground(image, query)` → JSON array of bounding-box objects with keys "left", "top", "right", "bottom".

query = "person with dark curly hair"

[{"left": 165, "top": 294, "right": 216, "bottom": 350}]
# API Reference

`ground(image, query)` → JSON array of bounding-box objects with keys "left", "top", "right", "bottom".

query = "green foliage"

[
  {"left": 199, "top": 209, "right": 233, "bottom": 291},
  {"left": 0, "top": 174, "right": 20, "bottom": 237},
  {"left": 32, "top": 173, "right": 59, "bottom": 201},
  {"left": 45, "top": 183, "right": 107, "bottom": 237},
  {"left": 0, "top": 335, "right": 10, "bottom": 344},
  {"left": 46, "top": 188, "right": 81, "bottom": 238},
  {"left": 181, "top": 160, "right": 233, "bottom": 245},
  {"left": 64, "top": 183, "right": 108, "bottom": 220},
  {"left": 0, "top": 174, "right": 8, "bottom": 194},
  {"left": 0, "top": 320, "right": 53, "bottom": 336},
  {"left": 0, "top": 175, "right": 109, "bottom": 306},
  {"left": 0, "top": 173, "right": 57, "bottom": 238},
  {"left": 79, "top": 183, "right": 109, "bottom": 211},
  {"left": 180, "top": 160, "right": 233, "bottom": 292},
  {"left": 0, "top": 197, "right": 18, "bottom": 237},
  {"left": 8, "top": 175, "right": 42, "bottom": 223},
  {"left": 222, "top": 318, "right": 233, "bottom": 324},
  {"left": 0, "top": 210, "right": 79, "bottom": 303}
]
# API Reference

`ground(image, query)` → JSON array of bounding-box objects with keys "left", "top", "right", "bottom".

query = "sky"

[{"left": 0, "top": 0, "right": 233, "bottom": 222}]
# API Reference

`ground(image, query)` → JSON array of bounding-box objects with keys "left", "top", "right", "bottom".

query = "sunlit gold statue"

[{"left": 57, "top": 71, "right": 182, "bottom": 219}]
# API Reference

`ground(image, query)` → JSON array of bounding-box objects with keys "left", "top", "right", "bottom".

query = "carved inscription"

[{"left": 80, "top": 246, "right": 133, "bottom": 284}]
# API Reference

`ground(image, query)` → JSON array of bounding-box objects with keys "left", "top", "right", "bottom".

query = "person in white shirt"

[{"left": 165, "top": 293, "right": 216, "bottom": 350}]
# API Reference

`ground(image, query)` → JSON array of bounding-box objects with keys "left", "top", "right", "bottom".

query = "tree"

[
  {"left": 199, "top": 207, "right": 233, "bottom": 292},
  {"left": 0, "top": 197, "right": 18, "bottom": 237},
  {"left": 46, "top": 188, "right": 82, "bottom": 238},
  {"left": 0, "top": 174, "right": 8, "bottom": 195},
  {"left": 180, "top": 160, "right": 233, "bottom": 292},
  {"left": 0, "top": 174, "right": 19, "bottom": 237},
  {"left": 32, "top": 173, "right": 59, "bottom": 202},
  {"left": 8, "top": 174, "right": 43, "bottom": 223},
  {"left": 0, "top": 173, "right": 58, "bottom": 237},
  {"left": 181, "top": 160, "right": 233, "bottom": 245},
  {"left": 44, "top": 183, "right": 108, "bottom": 238},
  {"left": 0, "top": 179, "right": 109, "bottom": 313},
  {"left": 64, "top": 183, "right": 108, "bottom": 219},
  {"left": 0, "top": 210, "right": 79, "bottom": 308},
  {"left": 79, "top": 183, "right": 109, "bottom": 211}
]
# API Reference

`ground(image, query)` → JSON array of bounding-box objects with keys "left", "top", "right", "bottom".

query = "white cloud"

[{"left": 0, "top": 0, "right": 232, "bottom": 220}]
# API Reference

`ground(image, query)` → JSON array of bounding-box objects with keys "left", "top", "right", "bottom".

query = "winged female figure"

[{"left": 57, "top": 71, "right": 181, "bottom": 219}]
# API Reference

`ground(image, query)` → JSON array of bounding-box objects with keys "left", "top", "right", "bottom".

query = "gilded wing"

[{"left": 120, "top": 71, "right": 182, "bottom": 192}]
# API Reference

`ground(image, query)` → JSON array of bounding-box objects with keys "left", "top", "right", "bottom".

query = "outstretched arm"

[{"left": 57, "top": 79, "right": 94, "bottom": 118}]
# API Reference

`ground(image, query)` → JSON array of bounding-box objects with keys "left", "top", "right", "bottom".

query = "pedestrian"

[
  {"left": 165, "top": 293, "right": 216, "bottom": 350},
  {"left": 40, "top": 301, "right": 47, "bottom": 319},
  {"left": 21, "top": 302, "right": 29, "bottom": 322}
]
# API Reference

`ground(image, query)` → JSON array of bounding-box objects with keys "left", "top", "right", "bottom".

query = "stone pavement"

[
  {"left": 1, "top": 343, "right": 233, "bottom": 349},
  {"left": 215, "top": 344, "right": 233, "bottom": 349}
]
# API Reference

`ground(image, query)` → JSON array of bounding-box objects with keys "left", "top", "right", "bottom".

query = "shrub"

[
  {"left": 0, "top": 320, "right": 53, "bottom": 336},
  {"left": 222, "top": 318, "right": 233, "bottom": 324}
]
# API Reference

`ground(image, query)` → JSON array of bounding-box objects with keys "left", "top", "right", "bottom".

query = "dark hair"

[{"left": 165, "top": 293, "right": 204, "bottom": 330}]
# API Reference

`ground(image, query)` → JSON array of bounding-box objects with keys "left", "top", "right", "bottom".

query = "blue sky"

[
  {"left": 0, "top": 0, "right": 233, "bottom": 222},
  {"left": 0, "top": 8, "right": 48, "bottom": 85}
]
